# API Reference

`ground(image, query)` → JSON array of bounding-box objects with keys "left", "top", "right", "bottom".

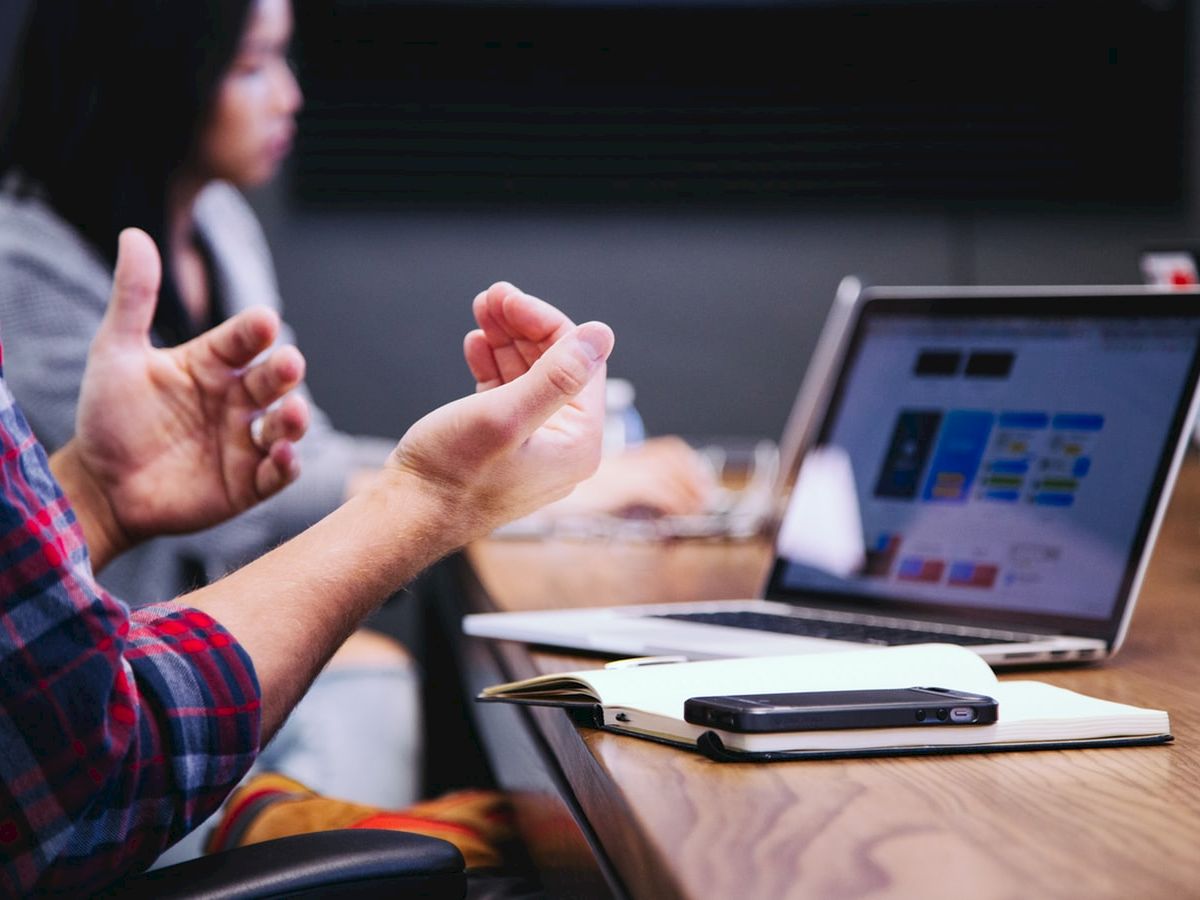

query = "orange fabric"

[
  {"left": 206, "top": 780, "right": 306, "bottom": 852},
  {"left": 208, "top": 773, "right": 514, "bottom": 869}
]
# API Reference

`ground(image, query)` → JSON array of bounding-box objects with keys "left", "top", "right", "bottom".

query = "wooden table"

[{"left": 457, "top": 456, "right": 1200, "bottom": 899}]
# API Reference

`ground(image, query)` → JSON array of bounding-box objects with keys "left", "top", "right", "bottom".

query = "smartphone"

[{"left": 683, "top": 687, "right": 998, "bottom": 733}]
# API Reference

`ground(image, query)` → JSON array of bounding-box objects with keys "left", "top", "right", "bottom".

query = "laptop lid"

[{"left": 763, "top": 286, "right": 1200, "bottom": 648}]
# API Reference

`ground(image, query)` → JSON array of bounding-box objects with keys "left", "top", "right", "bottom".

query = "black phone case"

[{"left": 684, "top": 688, "right": 998, "bottom": 733}]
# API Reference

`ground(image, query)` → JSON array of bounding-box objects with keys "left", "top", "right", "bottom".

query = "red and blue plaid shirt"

[{"left": 0, "top": 346, "right": 262, "bottom": 895}]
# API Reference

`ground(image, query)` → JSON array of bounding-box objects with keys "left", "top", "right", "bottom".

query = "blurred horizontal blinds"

[{"left": 290, "top": 0, "right": 1186, "bottom": 209}]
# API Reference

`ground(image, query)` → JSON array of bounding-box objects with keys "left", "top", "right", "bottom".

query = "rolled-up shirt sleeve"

[{"left": 0, "top": 371, "right": 261, "bottom": 896}]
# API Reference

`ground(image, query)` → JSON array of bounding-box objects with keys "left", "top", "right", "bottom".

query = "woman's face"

[{"left": 196, "top": 0, "right": 302, "bottom": 188}]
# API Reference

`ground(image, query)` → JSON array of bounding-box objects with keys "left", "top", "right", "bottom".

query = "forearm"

[{"left": 186, "top": 469, "right": 462, "bottom": 738}]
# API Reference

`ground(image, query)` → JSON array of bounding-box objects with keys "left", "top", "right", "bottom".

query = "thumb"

[
  {"left": 492, "top": 321, "right": 614, "bottom": 441},
  {"left": 99, "top": 228, "right": 162, "bottom": 347}
]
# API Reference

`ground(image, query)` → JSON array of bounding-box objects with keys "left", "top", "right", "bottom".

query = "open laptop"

[{"left": 465, "top": 285, "right": 1200, "bottom": 666}]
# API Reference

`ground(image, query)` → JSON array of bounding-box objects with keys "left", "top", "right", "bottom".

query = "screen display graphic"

[{"left": 776, "top": 310, "right": 1200, "bottom": 623}]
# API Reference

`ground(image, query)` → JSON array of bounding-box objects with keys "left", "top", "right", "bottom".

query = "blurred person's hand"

[
  {"left": 52, "top": 228, "right": 309, "bottom": 568},
  {"left": 550, "top": 436, "right": 718, "bottom": 518}
]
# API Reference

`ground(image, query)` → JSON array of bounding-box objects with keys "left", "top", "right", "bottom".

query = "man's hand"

[
  {"left": 387, "top": 282, "right": 614, "bottom": 543},
  {"left": 51, "top": 228, "right": 309, "bottom": 569},
  {"left": 466, "top": 285, "right": 715, "bottom": 520},
  {"left": 462, "top": 281, "right": 576, "bottom": 390}
]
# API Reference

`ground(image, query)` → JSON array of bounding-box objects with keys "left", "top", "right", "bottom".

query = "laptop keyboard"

[{"left": 653, "top": 611, "right": 1023, "bottom": 646}]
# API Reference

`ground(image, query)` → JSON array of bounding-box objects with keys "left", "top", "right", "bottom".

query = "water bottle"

[{"left": 603, "top": 378, "right": 645, "bottom": 455}]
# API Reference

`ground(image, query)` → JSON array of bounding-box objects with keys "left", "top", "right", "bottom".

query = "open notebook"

[{"left": 478, "top": 644, "right": 1171, "bottom": 762}]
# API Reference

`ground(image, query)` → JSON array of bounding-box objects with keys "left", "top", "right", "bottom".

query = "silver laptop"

[{"left": 465, "top": 285, "right": 1200, "bottom": 666}]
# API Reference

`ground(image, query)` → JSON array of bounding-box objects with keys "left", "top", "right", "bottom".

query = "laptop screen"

[{"left": 768, "top": 292, "right": 1200, "bottom": 638}]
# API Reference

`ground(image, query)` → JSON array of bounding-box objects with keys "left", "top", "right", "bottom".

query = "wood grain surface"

[{"left": 466, "top": 456, "right": 1200, "bottom": 899}]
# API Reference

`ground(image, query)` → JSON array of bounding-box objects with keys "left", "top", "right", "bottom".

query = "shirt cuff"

[{"left": 126, "top": 604, "right": 262, "bottom": 836}]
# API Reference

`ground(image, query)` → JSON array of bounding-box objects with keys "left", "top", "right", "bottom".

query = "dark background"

[
  {"left": 289, "top": 1, "right": 1186, "bottom": 209},
  {"left": 10, "top": 0, "right": 1198, "bottom": 443}
]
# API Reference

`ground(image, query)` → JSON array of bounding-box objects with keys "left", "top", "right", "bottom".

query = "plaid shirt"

[{"left": 0, "top": 347, "right": 262, "bottom": 896}]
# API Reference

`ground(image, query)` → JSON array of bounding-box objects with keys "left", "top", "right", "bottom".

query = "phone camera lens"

[{"left": 936, "top": 708, "right": 949, "bottom": 721}]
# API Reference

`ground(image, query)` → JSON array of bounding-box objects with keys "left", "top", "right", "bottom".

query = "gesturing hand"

[
  {"left": 52, "top": 228, "right": 309, "bottom": 569},
  {"left": 462, "top": 281, "right": 577, "bottom": 390},
  {"left": 467, "top": 287, "right": 716, "bottom": 518},
  {"left": 388, "top": 282, "right": 614, "bottom": 543}
]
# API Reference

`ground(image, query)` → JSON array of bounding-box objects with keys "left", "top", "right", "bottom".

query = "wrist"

[
  {"left": 48, "top": 441, "right": 132, "bottom": 571},
  {"left": 367, "top": 464, "right": 478, "bottom": 559},
  {"left": 342, "top": 466, "right": 383, "bottom": 502}
]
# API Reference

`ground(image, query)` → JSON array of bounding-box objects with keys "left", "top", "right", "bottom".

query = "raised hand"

[
  {"left": 388, "top": 282, "right": 613, "bottom": 541},
  {"left": 52, "top": 228, "right": 309, "bottom": 568},
  {"left": 463, "top": 281, "right": 575, "bottom": 389},
  {"left": 465, "top": 283, "right": 716, "bottom": 520}
]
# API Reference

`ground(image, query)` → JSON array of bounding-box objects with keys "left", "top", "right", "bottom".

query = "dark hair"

[{"left": 0, "top": 0, "right": 255, "bottom": 344}]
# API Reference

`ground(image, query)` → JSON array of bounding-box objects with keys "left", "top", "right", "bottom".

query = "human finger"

[
  {"left": 481, "top": 321, "right": 614, "bottom": 445},
  {"left": 254, "top": 393, "right": 310, "bottom": 448},
  {"left": 240, "top": 344, "right": 306, "bottom": 409},
  {"left": 185, "top": 305, "right": 281, "bottom": 379},
  {"left": 97, "top": 228, "right": 162, "bottom": 348},
  {"left": 487, "top": 284, "right": 571, "bottom": 369},
  {"left": 474, "top": 284, "right": 539, "bottom": 383},
  {"left": 472, "top": 285, "right": 506, "bottom": 339},
  {"left": 475, "top": 283, "right": 573, "bottom": 350},
  {"left": 475, "top": 281, "right": 574, "bottom": 347},
  {"left": 472, "top": 284, "right": 521, "bottom": 351},
  {"left": 498, "top": 288, "right": 574, "bottom": 349},
  {"left": 254, "top": 439, "right": 301, "bottom": 498},
  {"left": 478, "top": 283, "right": 575, "bottom": 376},
  {"left": 464, "top": 330, "right": 503, "bottom": 390}
]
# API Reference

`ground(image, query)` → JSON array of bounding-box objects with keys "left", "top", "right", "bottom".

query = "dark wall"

[
  {"left": 0, "top": 1, "right": 28, "bottom": 108},
  {"left": 252, "top": 0, "right": 1200, "bottom": 443},
  {"left": 290, "top": 1, "right": 1186, "bottom": 208}
]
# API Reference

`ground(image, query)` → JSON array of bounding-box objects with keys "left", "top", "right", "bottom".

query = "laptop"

[{"left": 465, "top": 285, "right": 1200, "bottom": 666}]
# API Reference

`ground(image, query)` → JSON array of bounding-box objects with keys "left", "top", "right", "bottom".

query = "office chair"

[{"left": 99, "top": 829, "right": 466, "bottom": 899}]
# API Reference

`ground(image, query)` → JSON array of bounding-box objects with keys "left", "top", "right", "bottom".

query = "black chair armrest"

[{"left": 101, "top": 829, "right": 466, "bottom": 899}]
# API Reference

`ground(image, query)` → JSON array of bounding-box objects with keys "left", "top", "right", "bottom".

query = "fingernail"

[{"left": 576, "top": 323, "right": 611, "bottom": 363}]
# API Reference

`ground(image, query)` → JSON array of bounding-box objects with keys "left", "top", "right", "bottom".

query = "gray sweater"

[{"left": 0, "top": 181, "right": 393, "bottom": 604}]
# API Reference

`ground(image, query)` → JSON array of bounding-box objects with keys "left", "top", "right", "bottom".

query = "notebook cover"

[{"left": 692, "top": 729, "right": 1174, "bottom": 763}]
